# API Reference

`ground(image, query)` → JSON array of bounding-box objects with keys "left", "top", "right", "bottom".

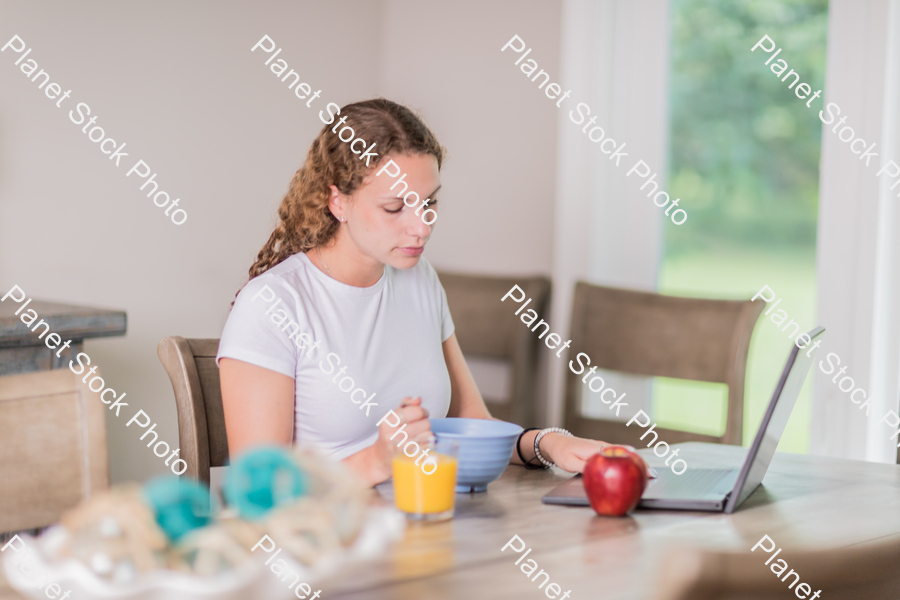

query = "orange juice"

[{"left": 392, "top": 453, "right": 458, "bottom": 515}]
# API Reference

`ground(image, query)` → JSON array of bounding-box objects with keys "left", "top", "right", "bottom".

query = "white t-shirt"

[{"left": 217, "top": 252, "right": 454, "bottom": 461}]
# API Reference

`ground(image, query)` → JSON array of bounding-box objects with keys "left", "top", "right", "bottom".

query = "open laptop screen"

[{"left": 724, "top": 326, "right": 825, "bottom": 513}]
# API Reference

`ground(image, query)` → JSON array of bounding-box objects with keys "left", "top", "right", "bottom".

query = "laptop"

[{"left": 542, "top": 326, "right": 824, "bottom": 514}]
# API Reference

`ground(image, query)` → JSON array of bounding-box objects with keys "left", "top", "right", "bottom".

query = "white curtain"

[{"left": 812, "top": 0, "right": 900, "bottom": 462}]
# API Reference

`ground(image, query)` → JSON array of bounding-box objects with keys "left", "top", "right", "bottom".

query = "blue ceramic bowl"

[{"left": 430, "top": 418, "right": 524, "bottom": 493}]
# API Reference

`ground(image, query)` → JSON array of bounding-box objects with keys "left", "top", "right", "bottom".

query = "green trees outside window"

[{"left": 655, "top": 0, "right": 829, "bottom": 453}]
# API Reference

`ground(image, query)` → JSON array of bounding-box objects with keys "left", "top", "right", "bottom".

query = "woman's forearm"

[
  {"left": 341, "top": 444, "right": 392, "bottom": 487},
  {"left": 510, "top": 429, "right": 538, "bottom": 465}
]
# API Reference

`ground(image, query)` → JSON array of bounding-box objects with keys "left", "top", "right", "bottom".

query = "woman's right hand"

[{"left": 368, "top": 396, "right": 432, "bottom": 483}]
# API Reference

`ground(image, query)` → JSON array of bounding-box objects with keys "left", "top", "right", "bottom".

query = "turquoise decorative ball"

[
  {"left": 142, "top": 476, "right": 212, "bottom": 542},
  {"left": 224, "top": 446, "right": 307, "bottom": 520}
]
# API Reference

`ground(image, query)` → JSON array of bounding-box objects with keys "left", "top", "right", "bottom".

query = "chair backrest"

[
  {"left": 437, "top": 271, "right": 551, "bottom": 427},
  {"left": 564, "top": 282, "right": 764, "bottom": 446},
  {"left": 157, "top": 337, "right": 226, "bottom": 485},
  {"left": 657, "top": 540, "right": 900, "bottom": 600},
  {"left": 0, "top": 369, "right": 109, "bottom": 532}
]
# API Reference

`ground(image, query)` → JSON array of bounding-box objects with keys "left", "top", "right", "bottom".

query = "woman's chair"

[
  {"left": 437, "top": 272, "right": 551, "bottom": 427},
  {"left": 564, "top": 282, "right": 764, "bottom": 446},
  {"left": 157, "top": 337, "right": 225, "bottom": 485},
  {"left": 0, "top": 368, "right": 109, "bottom": 534},
  {"left": 657, "top": 539, "right": 900, "bottom": 600}
]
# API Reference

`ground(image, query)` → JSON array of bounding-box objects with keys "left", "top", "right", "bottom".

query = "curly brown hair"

[{"left": 246, "top": 98, "right": 444, "bottom": 281}]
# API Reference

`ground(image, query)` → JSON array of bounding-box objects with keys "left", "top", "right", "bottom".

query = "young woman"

[{"left": 218, "top": 99, "right": 644, "bottom": 486}]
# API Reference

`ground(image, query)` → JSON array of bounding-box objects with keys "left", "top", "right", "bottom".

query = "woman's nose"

[{"left": 406, "top": 208, "right": 433, "bottom": 237}]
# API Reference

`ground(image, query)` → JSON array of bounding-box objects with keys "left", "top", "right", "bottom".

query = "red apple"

[{"left": 582, "top": 446, "right": 648, "bottom": 517}]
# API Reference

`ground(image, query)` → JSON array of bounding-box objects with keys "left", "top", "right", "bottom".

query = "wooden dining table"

[
  {"left": 3, "top": 441, "right": 899, "bottom": 600},
  {"left": 322, "top": 441, "right": 900, "bottom": 599}
]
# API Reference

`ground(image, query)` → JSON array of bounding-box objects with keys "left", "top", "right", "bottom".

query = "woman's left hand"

[{"left": 541, "top": 433, "right": 650, "bottom": 476}]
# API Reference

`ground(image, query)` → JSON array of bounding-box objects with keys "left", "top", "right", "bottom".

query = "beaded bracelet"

[{"left": 534, "top": 427, "right": 573, "bottom": 468}]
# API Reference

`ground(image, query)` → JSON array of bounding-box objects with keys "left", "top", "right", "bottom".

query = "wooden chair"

[
  {"left": 657, "top": 539, "right": 900, "bottom": 599},
  {"left": 564, "top": 282, "right": 764, "bottom": 446},
  {"left": 157, "top": 337, "right": 225, "bottom": 485},
  {"left": 437, "top": 271, "right": 551, "bottom": 427},
  {"left": 0, "top": 369, "right": 109, "bottom": 533}
]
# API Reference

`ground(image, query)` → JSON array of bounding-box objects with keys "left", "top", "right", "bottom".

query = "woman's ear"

[{"left": 327, "top": 184, "right": 345, "bottom": 221}]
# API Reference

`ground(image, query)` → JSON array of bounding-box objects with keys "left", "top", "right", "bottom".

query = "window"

[{"left": 654, "top": 0, "right": 829, "bottom": 452}]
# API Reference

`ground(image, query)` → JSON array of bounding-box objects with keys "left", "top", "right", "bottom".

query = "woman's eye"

[{"left": 385, "top": 206, "right": 403, "bottom": 214}]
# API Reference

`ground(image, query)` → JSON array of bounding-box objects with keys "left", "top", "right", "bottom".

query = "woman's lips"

[{"left": 397, "top": 246, "right": 424, "bottom": 257}]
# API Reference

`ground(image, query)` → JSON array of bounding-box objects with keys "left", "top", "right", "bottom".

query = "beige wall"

[
  {"left": 0, "top": 1, "right": 383, "bottom": 482},
  {"left": 0, "top": 1, "right": 563, "bottom": 482}
]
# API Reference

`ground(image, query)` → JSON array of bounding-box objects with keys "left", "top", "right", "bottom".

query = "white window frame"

[{"left": 551, "top": 0, "right": 900, "bottom": 466}]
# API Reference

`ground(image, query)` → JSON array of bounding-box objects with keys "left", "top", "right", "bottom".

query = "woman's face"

[{"left": 334, "top": 152, "right": 441, "bottom": 270}]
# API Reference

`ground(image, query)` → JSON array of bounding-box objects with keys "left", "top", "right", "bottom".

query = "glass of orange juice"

[{"left": 392, "top": 437, "right": 459, "bottom": 522}]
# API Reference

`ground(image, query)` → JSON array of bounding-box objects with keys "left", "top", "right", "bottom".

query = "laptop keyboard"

[{"left": 651, "top": 468, "right": 736, "bottom": 498}]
